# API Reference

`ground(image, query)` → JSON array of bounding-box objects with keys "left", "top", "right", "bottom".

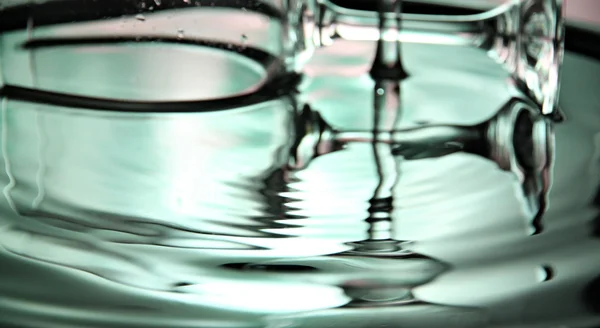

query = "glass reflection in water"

[{"left": 0, "top": 49, "right": 553, "bottom": 327}]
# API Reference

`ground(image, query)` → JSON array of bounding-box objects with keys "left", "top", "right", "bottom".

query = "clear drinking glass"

[
  {"left": 0, "top": 1, "right": 564, "bottom": 327},
  {"left": 0, "top": 0, "right": 565, "bottom": 116}
]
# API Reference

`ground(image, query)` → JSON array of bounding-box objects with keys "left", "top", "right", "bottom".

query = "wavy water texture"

[{"left": 0, "top": 7, "right": 600, "bottom": 328}]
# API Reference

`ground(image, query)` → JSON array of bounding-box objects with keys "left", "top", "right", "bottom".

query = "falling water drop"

[{"left": 153, "top": 0, "right": 161, "bottom": 6}]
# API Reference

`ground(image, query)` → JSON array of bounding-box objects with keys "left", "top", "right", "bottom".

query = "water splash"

[{"left": 0, "top": 1, "right": 593, "bottom": 327}]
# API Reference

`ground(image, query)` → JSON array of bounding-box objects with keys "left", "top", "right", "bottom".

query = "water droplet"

[
  {"left": 241, "top": 34, "right": 248, "bottom": 45},
  {"left": 177, "top": 29, "right": 185, "bottom": 39},
  {"left": 183, "top": 0, "right": 190, "bottom": 3},
  {"left": 135, "top": 14, "right": 146, "bottom": 21},
  {"left": 153, "top": 0, "right": 161, "bottom": 6},
  {"left": 536, "top": 265, "right": 554, "bottom": 282}
]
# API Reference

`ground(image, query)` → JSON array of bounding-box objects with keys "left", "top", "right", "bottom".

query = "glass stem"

[{"left": 335, "top": 126, "right": 479, "bottom": 146}]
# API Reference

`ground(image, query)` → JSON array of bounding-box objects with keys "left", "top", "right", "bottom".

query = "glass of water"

[
  {"left": 0, "top": 1, "right": 567, "bottom": 327},
  {"left": 0, "top": 0, "right": 564, "bottom": 116}
]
